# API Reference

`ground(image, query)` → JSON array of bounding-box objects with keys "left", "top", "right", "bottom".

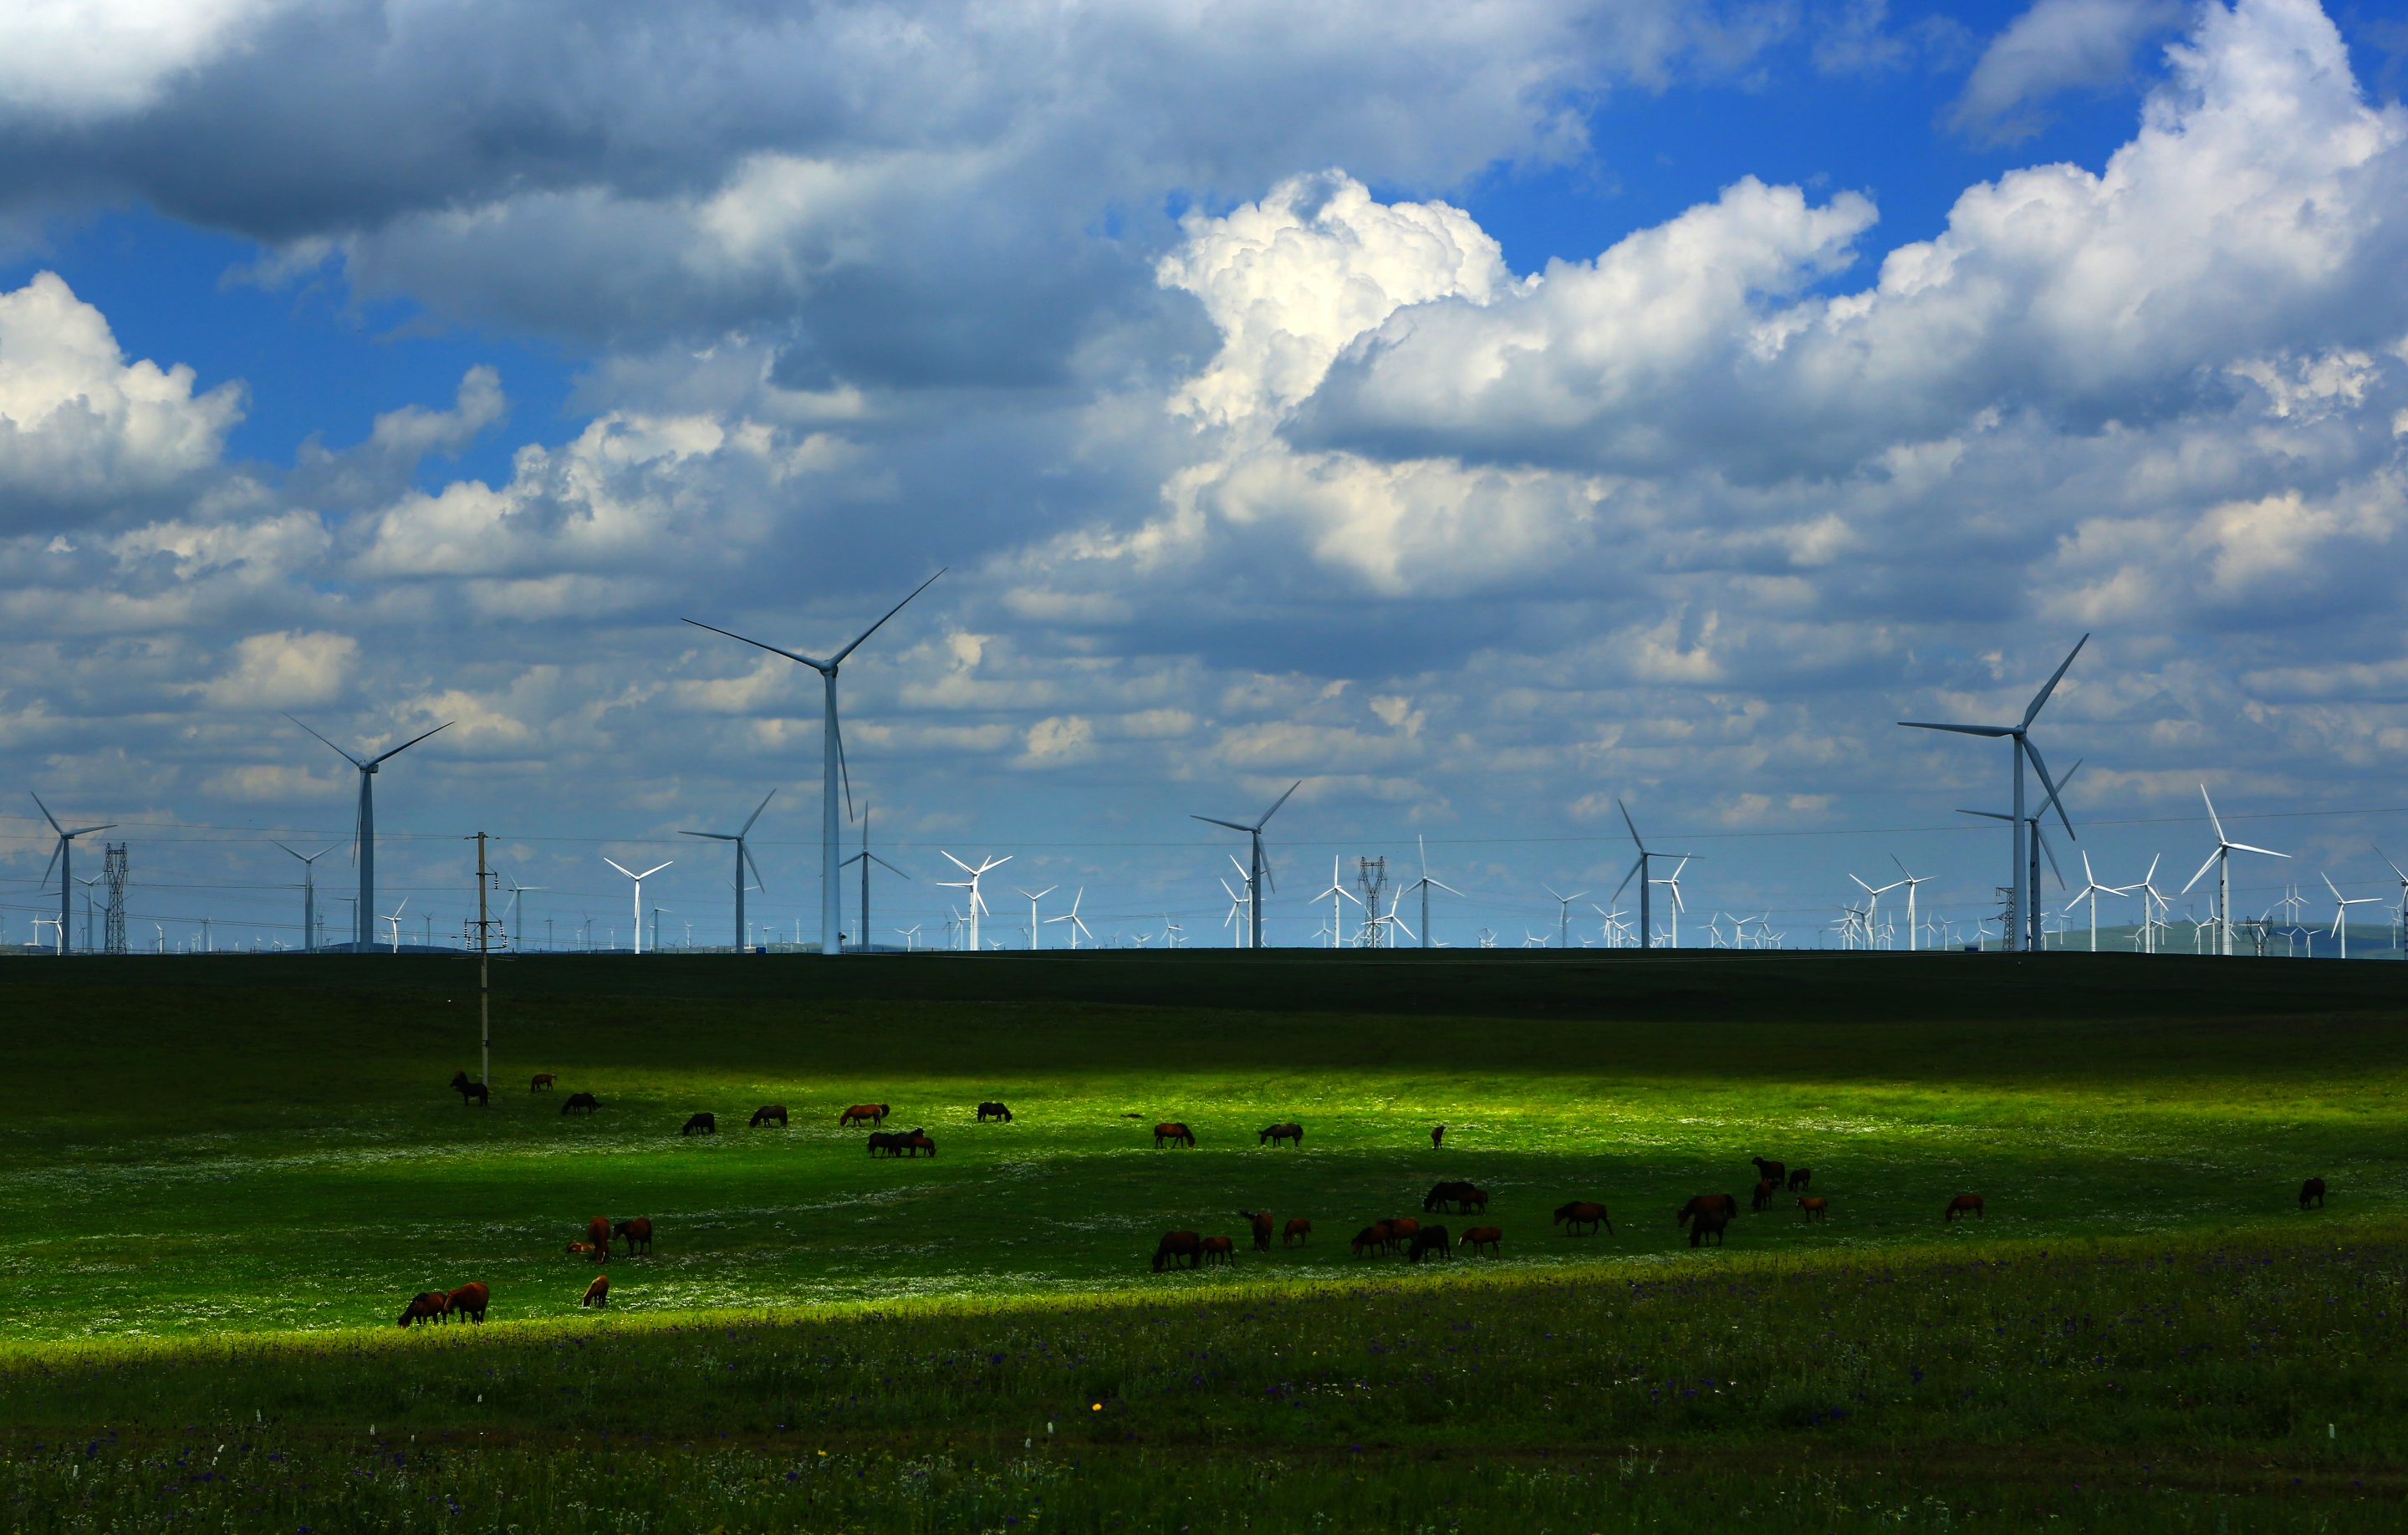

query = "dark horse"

[
  {"left": 1750, "top": 1156, "right": 1787, "bottom": 1191},
  {"left": 397, "top": 1291, "right": 449, "bottom": 1327},
  {"left": 529, "top": 1073, "right": 555, "bottom": 1093},
  {"left": 1424, "top": 1181, "right": 1486, "bottom": 1213},
  {"left": 1258, "top": 1122, "right": 1303, "bottom": 1147},
  {"left": 867, "top": 1131, "right": 906, "bottom": 1156},
  {"left": 1750, "top": 1180, "right": 1777, "bottom": 1212},
  {"left": 1689, "top": 1210, "right": 1731, "bottom": 1247},
  {"left": 1201, "top": 1236, "right": 1236, "bottom": 1267},
  {"left": 1407, "top": 1225, "right": 1451, "bottom": 1262},
  {"left": 750, "top": 1104, "right": 788, "bottom": 1128},
  {"left": 1677, "top": 1194, "right": 1737, "bottom": 1227},
  {"left": 903, "top": 1130, "right": 936, "bottom": 1158},
  {"left": 1151, "top": 1231, "right": 1203, "bottom": 1272},
  {"left": 614, "top": 1217, "right": 654, "bottom": 1257},
  {"left": 1944, "top": 1194, "right": 1985, "bottom": 1223},
  {"left": 1237, "top": 1210, "right": 1274, "bottom": 1252},
  {"left": 1788, "top": 1167, "right": 1814, "bottom": 1192},
  {"left": 977, "top": 1102, "right": 1013, "bottom": 1122},
  {"left": 445, "top": 1283, "right": 490, "bottom": 1323},
  {"left": 2300, "top": 1177, "right": 2328, "bottom": 1209},
  {"left": 586, "top": 1216, "right": 610, "bottom": 1260},
  {"left": 1153, "top": 1122, "right": 1196, "bottom": 1148},
  {"left": 561, "top": 1093, "right": 600, "bottom": 1115},
  {"left": 1553, "top": 1201, "right": 1612, "bottom": 1236},
  {"left": 681, "top": 1113, "right": 717, "bottom": 1136},
  {"left": 450, "top": 1071, "right": 489, "bottom": 1107}
]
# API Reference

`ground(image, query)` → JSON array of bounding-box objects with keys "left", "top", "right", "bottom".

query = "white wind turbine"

[
  {"left": 2179, "top": 787, "right": 2287, "bottom": 956},
  {"left": 1849, "top": 874, "right": 1903, "bottom": 951},
  {"left": 2375, "top": 846, "right": 2408, "bottom": 956},
  {"left": 1542, "top": 884, "right": 1588, "bottom": 950},
  {"left": 1400, "top": 835, "right": 1460, "bottom": 951},
  {"left": 1044, "top": 888, "right": 1094, "bottom": 949},
  {"left": 381, "top": 897, "right": 409, "bottom": 955},
  {"left": 1221, "top": 880, "right": 1249, "bottom": 946},
  {"left": 937, "top": 852, "right": 1009, "bottom": 951},
  {"left": 1314, "top": 855, "right": 1360, "bottom": 949},
  {"left": 603, "top": 858, "right": 672, "bottom": 954},
  {"left": 1650, "top": 858, "right": 1691, "bottom": 947},
  {"left": 2324, "top": 874, "right": 2383, "bottom": 960},
  {"left": 1013, "top": 885, "right": 1057, "bottom": 951},
  {"left": 683, "top": 569, "right": 946, "bottom": 956},
  {"left": 2063, "top": 851, "right": 2128, "bottom": 953},
  {"left": 1889, "top": 858, "right": 1935, "bottom": 951}
]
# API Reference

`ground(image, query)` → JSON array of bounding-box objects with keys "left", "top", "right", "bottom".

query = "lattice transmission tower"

[
  {"left": 101, "top": 843, "right": 129, "bottom": 956},
  {"left": 1354, "top": 856, "right": 1387, "bottom": 948}
]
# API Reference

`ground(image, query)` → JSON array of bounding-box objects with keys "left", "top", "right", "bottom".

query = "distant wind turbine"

[
  {"left": 1400, "top": 836, "right": 1460, "bottom": 951},
  {"left": 936, "top": 852, "right": 1009, "bottom": 951},
  {"left": 1045, "top": 888, "right": 1094, "bottom": 949},
  {"left": 287, "top": 714, "right": 453, "bottom": 952},
  {"left": 1015, "top": 885, "right": 1058, "bottom": 951},
  {"left": 1542, "top": 883, "right": 1588, "bottom": 951},
  {"left": 681, "top": 789, "right": 774, "bottom": 952},
  {"left": 273, "top": 840, "right": 344, "bottom": 954},
  {"left": 604, "top": 858, "right": 673, "bottom": 954},
  {"left": 1313, "top": 855, "right": 1360, "bottom": 948},
  {"left": 1191, "top": 781, "right": 1298, "bottom": 949},
  {"left": 31, "top": 793, "right": 114, "bottom": 957},
  {"left": 839, "top": 804, "right": 908, "bottom": 954},
  {"left": 2324, "top": 873, "right": 2383, "bottom": 961},
  {"left": 2179, "top": 786, "right": 2287, "bottom": 956},
  {"left": 1610, "top": 800, "right": 1700, "bottom": 951}
]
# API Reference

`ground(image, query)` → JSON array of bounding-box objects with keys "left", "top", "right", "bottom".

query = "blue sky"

[{"left": 3, "top": 0, "right": 2408, "bottom": 954}]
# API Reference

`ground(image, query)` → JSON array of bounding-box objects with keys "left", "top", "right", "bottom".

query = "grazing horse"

[
  {"left": 1431, "top": 1124, "right": 1446, "bottom": 1149},
  {"left": 977, "top": 1102, "right": 1013, "bottom": 1122},
  {"left": 903, "top": 1130, "right": 936, "bottom": 1158},
  {"left": 681, "top": 1113, "right": 717, "bottom": 1136},
  {"left": 1750, "top": 1180, "right": 1777, "bottom": 1212},
  {"left": 585, "top": 1216, "right": 611, "bottom": 1260},
  {"left": 1153, "top": 1122, "right": 1196, "bottom": 1148},
  {"left": 1350, "top": 1222, "right": 1394, "bottom": 1257},
  {"left": 750, "top": 1104, "right": 788, "bottom": 1129},
  {"left": 1384, "top": 1217, "right": 1421, "bottom": 1252},
  {"left": 1151, "top": 1231, "right": 1203, "bottom": 1272},
  {"left": 1424, "top": 1181, "right": 1485, "bottom": 1213},
  {"left": 562, "top": 1093, "right": 601, "bottom": 1115},
  {"left": 1282, "top": 1217, "right": 1313, "bottom": 1247},
  {"left": 1458, "top": 1226, "right": 1503, "bottom": 1257},
  {"left": 2300, "top": 1177, "right": 2328, "bottom": 1210},
  {"left": 1677, "top": 1194, "right": 1738, "bottom": 1227},
  {"left": 1553, "top": 1201, "right": 1611, "bottom": 1236},
  {"left": 581, "top": 1274, "right": 610, "bottom": 1308},
  {"left": 529, "top": 1073, "right": 556, "bottom": 1093},
  {"left": 1201, "top": 1236, "right": 1236, "bottom": 1267},
  {"left": 1237, "top": 1210, "right": 1274, "bottom": 1252},
  {"left": 1788, "top": 1168, "right": 1814, "bottom": 1193},
  {"left": 450, "top": 1071, "right": 489, "bottom": 1107},
  {"left": 866, "top": 1130, "right": 903, "bottom": 1156},
  {"left": 839, "top": 1104, "right": 890, "bottom": 1127},
  {"left": 1797, "top": 1196, "right": 1829, "bottom": 1222},
  {"left": 1258, "top": 1122, "right": 1303, "bottom": 1148},
  {"left": 615, "top": 1217, "right": 654, "bottom": 1257},
  {"left": 1408, "top": 1225, "right": 1451, "bottom": 1262},
  {"left": 1944, "top": 1194, "right": 1984, "bottom": 1223},
  {"left": 445, "top": 1283, "right": 490, "bottom": 1323},
  {"left": 398, "top": 1291, "right": 449, "bottom": 1327},
  {"left": 1689, "top": 1210, "right": 1731, "bottom": 1247},
  {"left": 1750, "top": 1157, "right": 1787, "bottom": 1191}
]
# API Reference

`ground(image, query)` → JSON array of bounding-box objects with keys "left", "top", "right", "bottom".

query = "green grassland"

[{"left": 3, "top": 948, "right": 2405, "bottom": 1530}]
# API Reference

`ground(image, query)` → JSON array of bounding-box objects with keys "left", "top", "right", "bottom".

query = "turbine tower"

[
  {"left": 683, "top": 569, "right": 946, "bottom": 955},
  {"left": 681, "top": 789, "right": 774, "bottom": 952},
  {"left": 604, "top": 858, "right": 672, "bottom": 954},
  {"left": 273, "top": 841, "right": 344, "bottom": 954},
  {"left": 2179, "top": 786, "right": 2287, "bottom": 956},
  {"left": 1191, "top": 781, "right": 1299, "bottom": 949},
  {"left": 1897, "top": 636, "right": 2085, "bottom": 952},
  {"left": 2323, "top": 873, "right": 2382, "bottom": 960},
  {"left": 30, "top": 794, "right": 114, "bottom": 956},
  {"left": 936, "top": 852, "right": 1009, "bottom": 951},
  {"left": 287, "top": 715, "right": 453, "bottom": 951},
  {"left": 1543, "top": 884, "right": 1589, "bottom": 950},
  {"left": 1610, "top": 799, "right": 1701, "bottom": 951},
  {"left": 839, "top": 804, "right": 908, "bottom": 954},
  {"left": 1400, "top": 835, "right": 1460, "bottom": 951}
]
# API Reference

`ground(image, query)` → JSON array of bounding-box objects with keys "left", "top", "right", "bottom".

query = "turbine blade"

[
  {"left": 1617, "top": 797, "right": 1644, "bottom": 849},
  {"left": 1431, "top": 880, "right": 1462, "bottom": 896},
  {"left": 2324, "top": 873, "right": 2344, "bottom": 901},
  {"left": 1898, "top": 721, "right": 2016, "bottom": 737},
  {"left": 2021, "top": 634, "right": 2089, "bottom": 727},
  {"left": 681, "top": 830, "right": 736, "bottom": 840},
  {"left": 605, "top": 858, "right": 636, "bottom": 879},
  {"left": 28, "top": 792, "right": 64, "bottom": 835},
  {"left": 2377, "top": 844, "right": 2408, "bottom": 883},
  {"left": 2227, "top": 842, "right": 2288, "bottom": 859},
  {"left": 364, "top": 719, "right": 453, "bottom": 768},
  {"left": 740, "top": 788, "right": 776, "bottom": 837},
  {"left": 2181, "top": 849, "right": 2221, "bottom": 895},
  {"left": 833, "top": 702, "right": 855, "bottom": 824},
  {"left": 2023, "top": 742, "right": 2079, "bottom": 840},
  {"left": 828, "top": 568, "right": 947, "bottom": 667},
  {"left": 2037, "top": 829, "right": 2064, "bottom": 888},
  {"left": 1610, "top": 856, "right": 1642, "bottom": 902},
  {"left": 283, "top": 714, "right": 367, "bottom": 769},
  {"left": 2199, "top": 784, "right": 2226, "bottom": 844},
  {"left": 1255, "top": 779, "right": 1301, "bottom": 829},
  {"left": 1191, "top": 814, "right": 1251, "bottom": 834},
  {"left": 1957, "top": 808, "right": 2010, "bottom": 821},
  {"left": 869, "top": 854, "right": 909, "bottom": 879},
  {"left": 681, "top": 619, "right": 828, "bottom": 671}
]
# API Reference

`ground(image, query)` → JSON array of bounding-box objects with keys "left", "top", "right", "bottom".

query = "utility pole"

[{"left": 467, "top": 832, "right": 502, "bottom": 1088}]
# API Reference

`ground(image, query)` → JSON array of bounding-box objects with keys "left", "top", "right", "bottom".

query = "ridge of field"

[{"left": 1, "top": 951, "right": 2400, "bottom": 1344}]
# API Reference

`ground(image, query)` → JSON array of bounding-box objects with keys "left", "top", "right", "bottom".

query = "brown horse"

[
  {"left": 1944, "top": 1194, "right": 1984, "bottom": 1223},
  {"left": 529, "top": 1073, "right": 556, "bottom": 1093},
  {"left": 615, "top": 1217, "right": 654, "bottom": 1257},
  {"left": 977, "top": 1102, "right": 1013, "bottom": 1122},
  {"left": 1282, "top": 1217, "right": 1313, "bottom": 1247},
  {"left": 2300, "top": 1177, "right": 2328, "bottom": 1209},
  {"left": 1408, "top": 1225, "right": 1451, "bottom": 1262},
  {"left": 1151, "top": 1231, "right": 1203, "bottom": 1271},
  {"left": 681, "top": 1113, "right": 717, "bottom": 1136},
  {"left": 1553, "top": 1201, "right": 1612, "bottom": 1236},
  {"left": 1458, "top": 1225, "right": 1503, "bottom": 1256},
  {"left": 1237, "top": 1210, "right": 1274, "bottom": 1252},
  {"left": 445, "top": 1283, "right": 490, "bottom": 1323},
  {"left": 750, "top": 1104, "right": 788, "bottom": 1128},
  {"left": 1788, "top": 1168, "right": 1814, "bottom": 1192},
  {"left": 449, "top": 1071, "right": 489, "bottom": 1107},
  {"left": 562, "top": 1093, "right": 600, "bottom": 1115},
  {"left": 1258, "top": 1122, "right": 1303, "bottom": 1147},
  {"left": 1797, "top": 1196, "right": 1829, "bottom": 1222},
  {"left": 1385, "top": 1216, "right": 1421, "bottom": 1252},
  {"left": 1431, "top": 1124, "right": 1446, "bottom": 1149},
  {"left": 1750, "top": 1179, "right": 1777, "bottom": 1212},
  {"left": 1424, "top": 1181, "right": 1485, "bottom": 1213},
  {"left": 1201, "top": 1236, "right": 1236, "bottom": 1267},
  {"left": 903, "top": 1130, "right": 936, "bottom": 1158},
  {"left": 581, "top": 1274, "right": 610, "bottom": 1308},
  {"left": 1350, "top": 1222, "right": 1394, "bottom": 1257},
  {"left": 1689, "top": 1209, "right": 1731, "bottom": 1247},
  {"left": 1153, "top": 1122, "right": 1196, "bottom": 1148},
  {"left": 1750, "top": 1157, "right": 1787, "bottom": 1191},
  {"left": 585, "top": 1216, "right": 610, "bottom": 1259},
  {"left": 839, "top": 1104, "right": 890, "bottom": 1126},
  {"left": 397, "top": 1291, "right": 449, "bottom": 1327},
  {"left": 1677, "top": 1194, "right": 1737, "bottom": 1226}
]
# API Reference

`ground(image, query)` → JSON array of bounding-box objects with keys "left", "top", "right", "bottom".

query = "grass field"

[{"left": 3, "top": 948, "right": 2405, "bottom": 1529}]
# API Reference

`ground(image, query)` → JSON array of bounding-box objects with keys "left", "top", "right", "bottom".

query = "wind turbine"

[
  {"left": 1849, "top": 874, "right": 1903, "bottom": 951},
  {"left": 1610, "top": 800, "right": 1701, "bottom": 951},
  {"left": 1542, "top": 883, "right": 1588, "bottom": 950},
  {"left": 936, "top": 852, "right": 1009, "bottom": 950},
  {"left": 2375, "top": 846, "right": 2408, "bottom": 956},
  {"left": 839, "top": 803, "right": 908, "bottom": 955},
  {"left": 603, "top": 858, "right": 673, "bottom": 954},
  {"left": 1014, "top": 885, "right": 1058, "bottom": 951},
  {"left": 1045, "top": 888, "right": 1094, "bottom": 950},
  {"left": 1313, "top": 855, "right": 1360, "bottom": 948},
  {"left": 2324, "top": 874, "right": 2383, "bottom": 960},
  {"left": 1191, "top": 781, "right": 1298, "bottom": 949},
  {"left": 30, "top": 793, "right": 115, "bottom": 957},
  {"left": 681, "top": 789, "right": 774, "bottom": 953},
  {"left": 1889, "top": 858, "right": 1936, "bottom": 952},
  {"left": 1649, "top": 857, "right": 1691, "bottom": 947},
  {"left": 381, "top": 897, "right": 409, "bottom": 955},
  {"left": 2064, "top": 851, "right": 2127, "bottom": 953},
  {"left": 2179, "top": 787, "right": 2287, "bottom": 956},
  {"left": 1221, "top": 880, "right": 1249, "bottom": 946},
  {"left": 1406, "top": 837, "right": 1454, "bottom": 957},
  {"left": 273, "top": 841, "right": 344, "bottom": 954},
  {"left": 1898, "top": 635, "right": 2086, "bottom": 952},
  {"left": 287, "top": 714, "right": 453, "bottom": 952},
  {"left": 683, "top": 569, "right": 945, "bottom": 956},
  {"left": 503, "top": 877, "right": 546, "bottom": 952}
]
